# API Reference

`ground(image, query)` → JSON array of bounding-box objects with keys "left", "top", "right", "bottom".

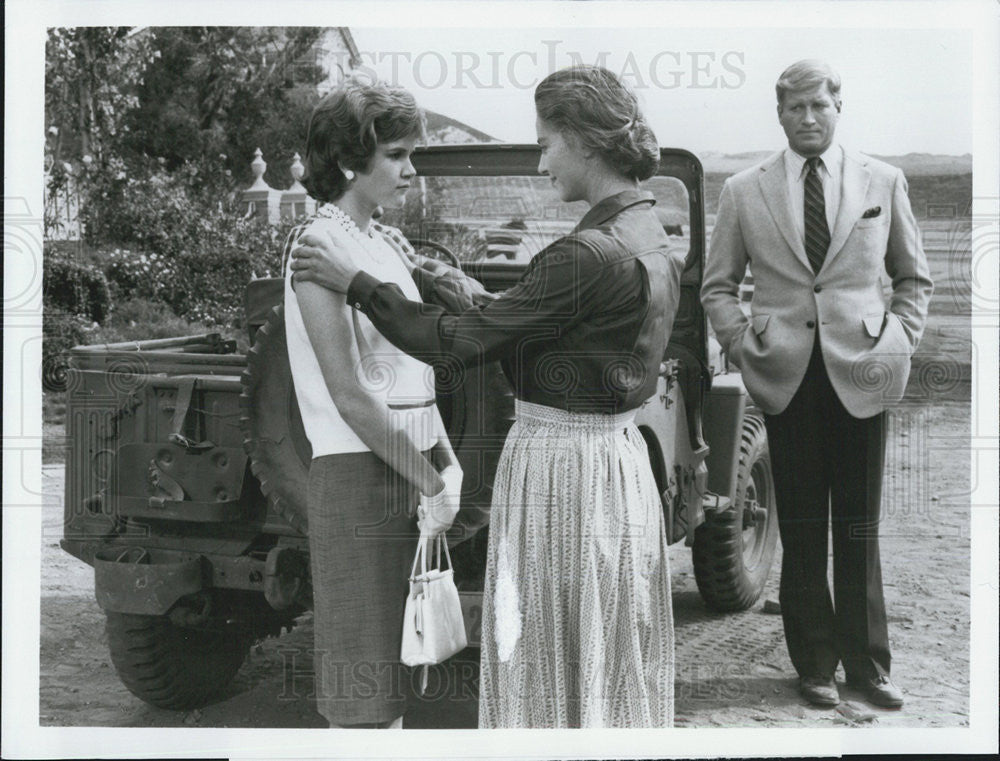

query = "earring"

[{"left": 343, "top": 169, "right": 355, "bottom": 181}]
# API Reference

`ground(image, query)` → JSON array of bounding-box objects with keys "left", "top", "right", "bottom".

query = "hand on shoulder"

[{"left": 289, "top": 222, "right": 364, "bottom": 293}]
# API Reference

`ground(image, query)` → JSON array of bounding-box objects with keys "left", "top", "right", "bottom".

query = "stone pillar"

[
  {"left": 242, "top": 148, "right": 281, "bottom": 223},
  {"left": 280, "top": 153, "right": 316, "bottom": 220}
]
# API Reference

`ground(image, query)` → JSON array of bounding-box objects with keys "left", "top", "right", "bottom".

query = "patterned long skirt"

[{"left": 478, "top": 400, "right": 674, "bottom": 728}]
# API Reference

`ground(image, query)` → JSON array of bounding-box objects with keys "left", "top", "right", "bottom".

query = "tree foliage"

[
  {"left": 46, "top": 26, "right": 326, "bottom": 233},
  {"left": 45, "top": 27, "right": 155, "bottom": 167},
  {"left": 123, "top": 27, "right": 324, "bottom": 187},
  {"left": 44, "top": 26, "right": 328, "bottom": 328}
]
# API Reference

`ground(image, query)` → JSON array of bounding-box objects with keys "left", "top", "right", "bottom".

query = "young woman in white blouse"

[{"left": 282, "top": 78, "right": 461, "bottom": 729}]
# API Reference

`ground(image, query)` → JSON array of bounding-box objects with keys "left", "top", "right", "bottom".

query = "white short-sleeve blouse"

[{"left": 283, "top": 205, "right": 438, "bottom": 457}]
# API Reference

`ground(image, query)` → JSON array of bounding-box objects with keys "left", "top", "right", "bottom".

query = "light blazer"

[{"left": 701, "top": 148, "right": 933, "bottom": 418}]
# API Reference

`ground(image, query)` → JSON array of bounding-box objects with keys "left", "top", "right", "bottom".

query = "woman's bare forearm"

[
  {"left": 431, "top": 407, "right": 459, "bottom": 470},
  {"left": 335, "top": 389, "right": 444, "bottom": 497}
]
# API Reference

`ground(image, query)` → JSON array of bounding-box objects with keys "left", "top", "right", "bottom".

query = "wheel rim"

[{"left": 741, "top": 460, "right": 772, "bottom": 570}]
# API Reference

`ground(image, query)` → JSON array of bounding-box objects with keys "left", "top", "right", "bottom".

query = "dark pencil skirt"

[{"left": 307, "top": 452, "right": 421, "bottom": 726}]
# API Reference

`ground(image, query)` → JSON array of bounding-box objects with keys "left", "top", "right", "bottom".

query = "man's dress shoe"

[
  {"left": 848, "top": 674, "right": 904, "bottom": 708},
  {"left": 799, "top": 676, "right": 840, "bottom": 707}
]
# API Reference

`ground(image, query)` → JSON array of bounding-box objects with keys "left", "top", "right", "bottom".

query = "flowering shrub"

[
  {"left": 101, "top": 230, "right": 286, "bottom": 328},
  {"left": 79, "top": 157, "right": 229, "bottom": 259},
  {"left": 88, "top": 298, "right": 213, "bottom": 343},
  {"left": 43, "top": 244, "right": 112, "bottom": 323},
  {"left": 50, "top": 142, "right": 305, "bottom": 330},
  {"left": 169, "top": 214, "right": 291, "bottom": 326},
  {"left": 77, "top": 158, "right": 302, "bottom": 327},
  {"left": 104, "top": 247, "right": 181, "bottom": 303}
]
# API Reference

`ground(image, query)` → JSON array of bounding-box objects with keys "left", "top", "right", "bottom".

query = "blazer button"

[
  {"left": 813, "top": 284, "right": 823, "bottom": 293},
  {"left": 354, "top": 302, "right": 363, "bottom": 310},
  {"left": 806, "top": 320, "right": 816, "bottom": 329}
]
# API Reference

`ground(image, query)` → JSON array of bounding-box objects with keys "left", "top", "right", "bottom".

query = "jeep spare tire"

[
  {"left": 240, "top": 303, "right": 512, "bottom": 541},
  {"left": 240, "top": 304, "right": 312, "bottom": 534}
]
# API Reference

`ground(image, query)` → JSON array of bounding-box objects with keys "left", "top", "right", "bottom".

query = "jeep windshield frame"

[{"left": 401, "top": 142, "right": 709, "bottom": 376}]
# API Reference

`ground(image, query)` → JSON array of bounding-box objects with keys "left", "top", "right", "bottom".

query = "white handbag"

[{"left": 400, "top": 534, "right": 467, "bottom": 692}]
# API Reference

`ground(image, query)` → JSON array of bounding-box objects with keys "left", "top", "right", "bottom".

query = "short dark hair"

[
  {"left": 775, "top": 59, "right": 842, "bottom": 108},
  {"left": 534, "top": 65, "right": 659, "bottom": 181},
  {"left": 302, "top": 78, "right": 425, "bottom": 203}
]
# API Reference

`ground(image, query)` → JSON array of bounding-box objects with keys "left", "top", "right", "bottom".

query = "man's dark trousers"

[{"left": 763, "top": 335, "right": 891, "bottom": 682}]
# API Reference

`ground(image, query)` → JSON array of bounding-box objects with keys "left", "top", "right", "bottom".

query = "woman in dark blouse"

[{"left": 290, "top": 65, "right": 685, "bottom": 728}]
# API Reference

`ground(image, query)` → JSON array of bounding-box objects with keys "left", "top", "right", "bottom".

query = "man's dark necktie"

[{"left": 804, "top": 156, "right": 830, "bottom": 273}]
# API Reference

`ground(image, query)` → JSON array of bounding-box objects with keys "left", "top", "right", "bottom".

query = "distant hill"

[
  {"left": 872, "top": 153, "right": 972, "bottom": 176},
  {"left": 703, "top": 170, "right": 972, "bottom": 219},
  {"left": 699, "top": 150, "right": 972, "bottom": 176},
  {"left": 415, "top": 115, "right": 971, "bottom": 217}
]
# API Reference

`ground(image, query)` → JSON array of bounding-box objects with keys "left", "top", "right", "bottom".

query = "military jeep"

[{"left": 60, "top": 145, "right": 778, "bottom": 710}]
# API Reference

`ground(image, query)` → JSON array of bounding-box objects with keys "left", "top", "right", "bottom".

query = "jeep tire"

[
  {"left": 692, "top": 413, "right": 778, "bottom": 611},
  {"left": 105, "top": 611, "right": 253, "bottom": 710}
]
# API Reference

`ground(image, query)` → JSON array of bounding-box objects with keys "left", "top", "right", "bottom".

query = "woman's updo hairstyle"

[
  {"left": 534, "top": 65, "right": 659, "bottom": 181},
  {"left": 302, "top": 77, "right": 425, "bottom": 203}
]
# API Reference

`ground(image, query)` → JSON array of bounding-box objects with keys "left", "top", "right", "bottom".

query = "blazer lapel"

[
  {"left": 823, "top": 150, "right": 872, "bottom": 269},
  {"left": 757, "top": 153, "right": 811, "bottom": 271}
]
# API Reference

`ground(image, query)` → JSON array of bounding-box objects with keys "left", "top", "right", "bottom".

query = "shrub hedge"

[
  {"left": 83, "top": 161, "right": 300, "bottom": 326},
  {"left": 42, "top": 307, "right": 90, "bottom": 392},
  {"left": 44, "top": 158, "right": 305, "bottom": 394},
  {"left": 43, "top": 244, "right": 112, "bottom": 323}
]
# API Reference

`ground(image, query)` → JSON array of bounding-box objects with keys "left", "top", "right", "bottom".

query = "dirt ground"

[{"left": 39, "top": 400, "right": 971, "bottom": 730}]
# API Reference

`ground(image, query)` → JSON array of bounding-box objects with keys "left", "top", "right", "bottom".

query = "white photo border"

[{"left": 4, "top": 1, "right": 998, "bottom": 758}]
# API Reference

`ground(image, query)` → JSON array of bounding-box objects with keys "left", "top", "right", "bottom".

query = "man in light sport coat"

[{"left": 701, "top": 59, "right": 932, "bottom": 709}]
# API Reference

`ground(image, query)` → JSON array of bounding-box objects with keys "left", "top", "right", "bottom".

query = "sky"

[{"left": 350, "top": 26, "right": 974, "bottom": 156}]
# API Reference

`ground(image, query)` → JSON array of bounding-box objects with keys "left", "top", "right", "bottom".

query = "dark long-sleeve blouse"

[{"left": 347, "top": 190, "right": 686, "bottom": 414}]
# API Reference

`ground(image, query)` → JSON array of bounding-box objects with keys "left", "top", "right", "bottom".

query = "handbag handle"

[
  {"left": 409, "top": 533, "right": 453, "bottom": 581},
  {"left": 410, "top": 535, "right": 429, "bottom": 581},
  {"left": 434, "top": 533, "right": 453, "bottom": 573}
]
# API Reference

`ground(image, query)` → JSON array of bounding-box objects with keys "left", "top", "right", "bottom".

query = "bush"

[
  {"left": 43, "top": 244, "right": 112, "bottom": 323},
  {"left": 167, "top": 212, "right": 295, "bottom": 326},
  {"left": 103, "top": 247, "right": 181, "bottom": 304},
  {"left": 43, "top": 244, "right": 112, "bottom": 392},
  {"left": 81, "top": 157, "right": 229, "bottom": 259},
  {"left": 87, "top": 298, "right": 211, "bottom": 343},
  {"left": 80, "top": 159, "right": 301, "bottom": 327},
  {"left": 88, "top": 298, "right": 251, "bottom": 353},
  {"left": 42, "top": 308, "right": 90, "bottom": 392}
]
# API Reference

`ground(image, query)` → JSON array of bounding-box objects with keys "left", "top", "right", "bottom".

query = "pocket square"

[{"left": 862, "top": 206, "right": 882, "bottom": 219}]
